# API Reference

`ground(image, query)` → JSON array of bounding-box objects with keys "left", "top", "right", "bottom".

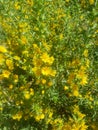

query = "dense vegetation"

[{"left": 0, "top": 0, "right": 98, "bottom": 130}]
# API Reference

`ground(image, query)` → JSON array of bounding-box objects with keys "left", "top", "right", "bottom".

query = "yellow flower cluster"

[
  {"left": 32, "top": 43, "right": 56, "bottom": 86},
  {"left": 41, "top": 66, "right": 56, "bottom": 76},
  {"left": 0, "top": 0, "right": 97, "bottom": 129},
  {"left": 6, "top": 59, "right": 14, "bottom": 70},
  {"left": 12, "top": 111, "right": 23, "bottom": 121},
  {"left": 24, "top": 89, "right": 34, "bottom": 100},
  {"left": 0, "top": 46, "right": 7, "bottom": 53},
  {"left": 35, "top": 113, "right": 45, "bottom": 121},
  {"left": 41, "top": 52, "right": 54, "bottom": 65},
  {"left": 1, "top": 70, "right": 11, "bottom": 78},
  {"left": 62, "top": 106, "right": 88, "bottom": 130},
  {"left": 89, "top": 0, "right": 95, "bottom": 5}
]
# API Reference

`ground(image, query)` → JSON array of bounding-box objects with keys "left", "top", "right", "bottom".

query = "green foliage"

[{"left": 0, "top": 0, "right": 98, "bottom": 130}]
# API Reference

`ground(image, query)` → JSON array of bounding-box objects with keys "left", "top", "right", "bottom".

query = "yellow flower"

[
  {"left": 0, "top": 54, "right": 4, "bottom": 65},
  {"left": 22, "top": 66, "right": 27, "bottom": 70},
  {"left": 12, "top": 111, "right": 23, "bottom": 121},
  {"left": 86, "top": 59, "right": 90, "bottom": 68},
  {"left": 24, "top": 91, "right": 30, "bottom": 99},
  {"left": 0, "top": 107, "right": 3, "bottom": 111},
  {"left": 48, "top": 81, "right": 53, "bottom": 87},
  {"left": 42, "top": 79, "right": 46, "bottom": 84},
  {"left": 76, "top": 66, "right": 88, "bottom": 85},
  {"left": 80, "top": 65, "right": 86, "bottom": 70},
  {"left": 27, "top": 0, "right": 34, "bottom": 6},
  {"left": 67, "top": 73, "right": 75, "bottom": 84},
  {"left": 83, "top": 49, "right": 88, "bottom": 57},
  {"left": 41, "top": 67, "right": 51, "bottom": 76},
  {"left": 32, "top": 67, "right": 41, "bottom": 76},
  {"left": 21, "top": 36, "right": 27, "bottom": 44},
  {"left": 72, "top": 85, "right": 79, "bottom": 97},
  {"left": 30, "top": 88, "right": 34, "bottom": 96},
  {"left": 62, "top": 124, "right": 71, "bottom": 130},
  {"left": 66, "top": 0, "right": 70, "bottom": 2},
  {"left": 40, "top": 114, "right": 45, "bottom": 119},
  {"left": 0, "top": 46, "right": 7, "bottom": 53},
  {"left": 9, "top": 84, "right": 13, "bottom": 89},
  {"left": 64, "top": 86, "right": 69, "bottom": 90},
  {"left": 76, "top": 70, "right": 86, "bottom": 79},
  {"left": 42, "top": 90, "right": 45, "bottom": 94},
  {"left": 33, "top": 44, "right": 38, "bottom": 48},
  {"left": 59, "top": 34, "right": 64, "bottom": 40},
  {"left": 42, "top": 42, "right": 52, "bottom": 51},
  {"left": 13, "top": 74, "right": 18, "bottom": 83},
  {"left": 41, "top": 67, "right": 56, "bottom": 76},
  {"left": 54, "top": 118, "right": 63, "bottom": 124},
  {"left": 50, "top": 70, "right": 56, "bottom": 77},
  {"left": 2, "top": 70, "right": 11, "bottom": 78},
  {"left": 14, "top": 2, "right": 20, "bottom": 10},
  {"left": 89, "top": 0, "right": 94, "bottom": 5},
  {"left": 73, "top": 105, "right": 86, "bottom": 119},
  {"left": 73, "top": 90, "right": 79, "bottom": 97},
  {"left": 49, "top": 112, "right": 53, "bottom": 118},
  {"left": 41, "top": 52, "right": 54, "bottom": 65},
  {"left": 6, "top": 59, "right": 14, "bottom": 70},
  {"left": 35, "top": 115, "right": 40, "bottom": 121},
  {"left": 72, "top": 59, "right": 80, "bottom": 67},
  {"left": 33, "top": 58, "right": 42, "bottom": 67},
  {"left": 14, "top": 56, "right": 20, "bottom": 60},
  {"left": 80, "top": 75, "right": 88, "bottom": 85}
]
